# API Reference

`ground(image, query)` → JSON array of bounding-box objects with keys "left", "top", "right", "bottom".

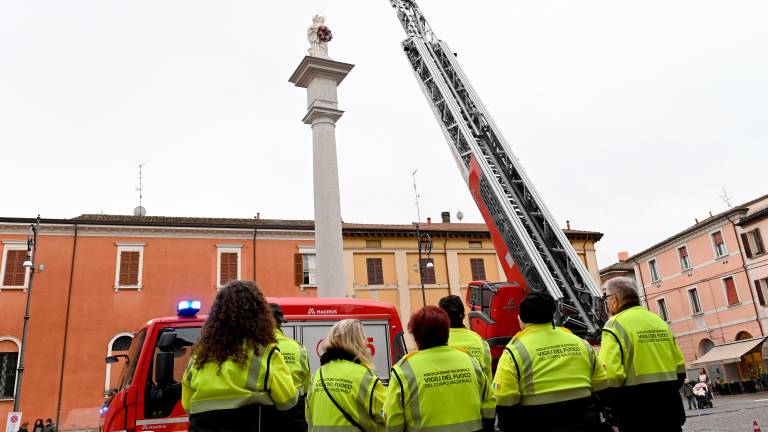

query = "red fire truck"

[{"left": 99, "top": 297, "right": 405, "bottom": 432}]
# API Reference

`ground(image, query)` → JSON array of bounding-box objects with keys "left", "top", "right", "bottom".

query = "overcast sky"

[{"left": 1, "top": 1, "right": 766, "bottom": 268}]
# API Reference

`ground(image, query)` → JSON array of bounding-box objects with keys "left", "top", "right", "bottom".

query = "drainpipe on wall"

[
  {"left": 631, "top": 259, "right": 650, "bottom": 308},
  {"left": 726, "top": 215, "right": 764, "bottom": 337},
  {"left": 56, "top": 223, "right": 78, "bottom": 425},
  {"left": 252, "top": 228, "right": 257, "bottom": 281}
]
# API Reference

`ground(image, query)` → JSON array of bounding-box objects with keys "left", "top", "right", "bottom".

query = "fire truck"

[
  {"left": 389, "top": 0, "right": 609, "bottom": 356},
  {"left": 99, "top": 298, "right": 405, "bottom": 432}
]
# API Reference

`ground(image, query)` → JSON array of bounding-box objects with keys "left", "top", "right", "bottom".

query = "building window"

[
  {"left": 657, "top": 298, "right": 670, "bottom": 321},
  {"left": 1, "top": 244, "right": 29, "bottom": 289},
  {"left": 711, "top": 231, "right": 727, "bottom": 258},
  {"left": 366, "top": 258, "right": 384, "bottom": 285},
  {"left": 688, "top": 288, "right": 703, "bottom": 315},
  {"left": 115, "top": 244, "right": 144, "bottom": 289},
  {"left": 723, "top": 276, "right": 739, "bottom": 305},
  {"left": 0, "top": 351, "right": 18, "bottom": 399},
  {"left": 470, "top": 258, "right": 486, "bottom": 281},
  {"left": 678, "top": 246, "right": 691, "bottom": 271},
  {"left": 648, "top": 259, "right": 661, "bottom": 282},
  {"left": 365, "top": 240, "right": 382, "bottom": 249},
  {"left": 468, "top": 241, "right": 483, "bottom": 249},
  {"left": 757, "top": 279, "right": 768, "bottom": 307},
  {"left": 742, "top": 229, "right": 765, "bottom": 259},
  {"left": 105, "top": 333, "right": 133, "bottom": 393},
  {"left": 420, "top": 258, "right": 436, "bottom": 284},
  {"left": 294, "top": 253, "right": 317, "bottom": 286},
  {"left": 217, "top": 247, "right": 241, "bottom": 288}
]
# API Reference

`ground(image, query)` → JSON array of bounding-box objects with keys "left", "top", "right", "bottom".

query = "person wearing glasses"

[
  {"left": 306, "top": 319, "right": 386, "bottom": 431},
  {"left": 599, "top": 277, "right": 686, "bottom": 432}
]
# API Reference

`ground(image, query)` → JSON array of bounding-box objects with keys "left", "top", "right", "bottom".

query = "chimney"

[
  {"left": 427, "top": 217, "right": 432, "bottom": 224},
  {"left": 695, "top": 218, "right": 699, "bottom": 224},
  {"left": 709, "top": 211, "right": 713, "bottom": 217},
  {"left": 618, "top": 251, "right": 629, "bottom": 262},
  {"left": 441, "top": 211, "right": 451, "bottom": 223},
  {"left": 566, "top": 220, "right": 571, "bottom": 230},
  {"left": 255, "top": 212, "right": 261, "bottom": 220}
]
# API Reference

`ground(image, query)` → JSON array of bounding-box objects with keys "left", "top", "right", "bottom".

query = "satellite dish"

[
  {"left": 134, "top": 206, "right": 147, "bottom": 217},
  {"left": 456, "top": 210, "right": 464, "bottom": 222}
]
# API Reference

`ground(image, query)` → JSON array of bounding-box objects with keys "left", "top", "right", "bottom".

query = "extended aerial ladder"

[{"left": 389, "top": 0, "right": 607, "bottom": 338}]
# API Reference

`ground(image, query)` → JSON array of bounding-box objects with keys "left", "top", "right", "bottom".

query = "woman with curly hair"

[
  {"left": 182, "top": 280, "right": 298, "bottom": 432},
  {"left": 306, "top": 319, "right": 386, "bottom": 431}
]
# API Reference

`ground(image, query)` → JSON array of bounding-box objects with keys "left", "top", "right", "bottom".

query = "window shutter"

[
  {"left": 366, "top": 258, "right": 384, "bottom": 285},
  {"left": 724, "top": 277, "right": 739, "bottom": 305},
  {"left": 713, "top": 231, "right": 724, "bottom": 245},
  {"left": 755, "top": 229, "right": 765, "bottom": 255},
  {"left": 3, "top": 250, "right": 26, "bottom": 286},
  {"left": 294, "top": 254, "right": 303, "bottom": 286},
  {"left": 119, "top": 251, "right": 140, "bottom": 286},
  {"left": 470, "top": 258, "right": 486, "bottom": 281},
  {"left": 220, "top": 252, "right": 238, "bottom": 285},
  {"left": 755, "top": 280, "right": 766, "bottom": 307},
  {"left": 742, "top": 233, "right": 753, "bottom": 258},
  {"left": 420, "top": 258, "right": 436, "bottom": 284}
]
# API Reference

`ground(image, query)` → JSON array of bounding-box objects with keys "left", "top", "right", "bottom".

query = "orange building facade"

[{"left": 0, "top": 214, "right": 603, "bottom": 430}]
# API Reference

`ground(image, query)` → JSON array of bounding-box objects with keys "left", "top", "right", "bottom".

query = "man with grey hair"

[{"left": 598, "top": 277, "right": 686, "bottom": 431}]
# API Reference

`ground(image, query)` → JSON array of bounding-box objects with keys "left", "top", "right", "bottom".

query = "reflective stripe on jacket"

[
  {"left": 181, "top": 343, "right": 298, "bottom": 415},
  {"left": 276, "top": 328, "right": 311, "bottom": 396},
  {"left": 448, "top": 327, "right": 493, "bottom": 381},
  {"left": 598, "top": 306, "right": 686, "bottom": 388},
  {"left": 384, "top": 345, "right": 495, "bottom": 432},
  {"left": 306, "top": 358, "right": 386, "bottom": 432},
  {"left": 493, "top": 324, "right": 607, "bottom": 407}
]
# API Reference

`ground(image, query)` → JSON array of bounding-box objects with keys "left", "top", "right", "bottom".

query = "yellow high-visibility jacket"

[
  {"left": 182, "top": 343, "right": 298, "bottom": 415},
  {"left": 385, "top": 345, "right": 495, "bottom": 432},
  {"left": 448, "top": 327, "right": 493, "bottom": 381},
  {"left": 276, "top": 328, "right": 310, "bottom": 396}
]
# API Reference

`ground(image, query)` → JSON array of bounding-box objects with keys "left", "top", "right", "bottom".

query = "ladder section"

[{"left": 389, "top": 0, "right": 606, "bottom": 336}]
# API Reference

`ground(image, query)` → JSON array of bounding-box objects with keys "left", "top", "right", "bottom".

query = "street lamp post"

[
  {"left": 13, "top": 215, "right": 41, "bottom": 412},
  {"left": 415, "top": 224, "right": 433, "bottom": 307}
]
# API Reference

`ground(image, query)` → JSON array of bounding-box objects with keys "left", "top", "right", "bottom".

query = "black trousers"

[
  {"left": 189, "top": 404, "right": 268, "bottom": 432},
  {"left": 497, "top": 397, "right": 603, "bottom": 432},
  {"left": 261, "top": 396, "right": 307, "bottom": 432}
]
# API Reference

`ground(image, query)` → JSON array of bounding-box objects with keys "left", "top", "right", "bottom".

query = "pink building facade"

[{"left": 628, "top": 195, "right": 768, "bottom": 384}]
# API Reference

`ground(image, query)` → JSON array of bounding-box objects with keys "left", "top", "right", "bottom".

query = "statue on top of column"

[{"left": 307, "top": 15, "right": 333, "bottom": 58}]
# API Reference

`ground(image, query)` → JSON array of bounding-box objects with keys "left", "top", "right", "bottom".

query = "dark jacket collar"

[
  {"left": 617, "top": 301, "right": 641, "bottom": 314},
  {"left": 320, "top": 347, "right": 360, "bottom": 365}
]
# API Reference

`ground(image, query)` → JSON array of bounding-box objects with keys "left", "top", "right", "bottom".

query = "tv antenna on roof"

[
  {"left": 412, "top": 169, "right": 422, "bottom": 223},
  {"left": 719, "top": 187, "right": 734, "bottom": 209},
  {"left": 134, "top": 161, "right": 148, "bottom": 217}
]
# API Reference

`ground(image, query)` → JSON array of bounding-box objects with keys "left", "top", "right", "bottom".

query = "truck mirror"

[
  {"left": 106, "top": 354, "right": 129, "bottom": 364},
  {"left": 155, "top": 351, "right": 174, "bottom": 387},
  {"left": 157, "top": 331, "right": 177, "bottom": 350}
]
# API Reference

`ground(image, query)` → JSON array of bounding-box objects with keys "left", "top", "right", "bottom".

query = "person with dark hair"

[
  {"left": 599, "top": 277, "right": 686, "bottom": 432},
  {"left": 439, "top": 295, "right": 492, "bottom": 380},
  {"left": 267, "top": 303, "right": 310, "bottom": 432},
  {"left": 42, "top": 419, "right": 56, "bottom": 432},
  {"left": 493, "top": 291, "right": 607, "bottom": 432},
  {"left": 32, "top": 419, "right": 43, "bottom": 432},
  {"left": 181, "top": 280, "right": 298, "bottom": 432},
  {"left": 384, "top": 306, "right": 495, "bottom": 432}
]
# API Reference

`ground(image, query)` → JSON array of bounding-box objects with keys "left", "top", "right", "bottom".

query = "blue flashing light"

[
  {"left": 177, "top": 300, "right": 201, "bottom": 317},
  {"left": 99, "top": 405, "right": 109, "bottom": 416}
]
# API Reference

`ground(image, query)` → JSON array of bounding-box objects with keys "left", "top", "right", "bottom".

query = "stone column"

[{"left": 290, "top": 56, "right": 354, "bottom": 298}]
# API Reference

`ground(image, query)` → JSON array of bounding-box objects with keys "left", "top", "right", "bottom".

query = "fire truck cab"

[{"left": 99, "top": 297, "right": 405, "bottom": 432}]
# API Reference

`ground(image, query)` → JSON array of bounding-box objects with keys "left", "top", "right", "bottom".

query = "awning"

[{"left": 690, "top": 337, "right": 766, "bottom": 365}]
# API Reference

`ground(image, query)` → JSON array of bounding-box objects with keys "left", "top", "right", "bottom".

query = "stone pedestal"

[{"left": 289, "top": 56, "right": 354, "bottom": 298}]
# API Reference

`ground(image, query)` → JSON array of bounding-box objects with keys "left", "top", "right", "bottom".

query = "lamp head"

[
  {"left": 426, "top": 261, "right": 434, "bottom": 269},
  {"left": 23, "top": 260, "right": 33, "bottom": 269}
]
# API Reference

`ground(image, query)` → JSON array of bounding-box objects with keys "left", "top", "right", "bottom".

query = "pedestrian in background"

[
  {"left": 182, "top": 280, "right": 298, "bottom": 432},
  {"left": 493, "top": 291, "right": 607, "bottom": 432},
  {"left": 305, "top": 319, "right": 385, "bottom": 431},
  {"left": 385, "top": 306, "right": 495, "bottom": 432},
  {"left": 268, "top": 303, "right": 310, "bottom": 432},
  {"left": 32, "top": 419, "right": 44, "bottom": 432},
  {"left": 599, "top": 277, "right": 686, "bottom": 432},
  {"left": 682, "top": 381, "right": 695, "bottom": 410},
  {"left": 42, "top": 419, "right": 56, "bottom": 432},
  {"left": 439, "top": 294, "right": 492, "bottom": 381}
]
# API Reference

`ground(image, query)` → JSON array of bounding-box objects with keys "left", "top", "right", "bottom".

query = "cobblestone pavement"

[{"left": 682, "top": 393, "right": 768, "bottom": 432}]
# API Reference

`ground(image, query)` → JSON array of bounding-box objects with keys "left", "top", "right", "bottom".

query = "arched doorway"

[
  {"left": 736, "top": 331, "right": 753, "bottom": 341},
  {"left": 699, "top": 338, "right": 715, "bottom": 356}
]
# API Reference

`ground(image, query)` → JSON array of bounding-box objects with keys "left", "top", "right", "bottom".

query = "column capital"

[{"left": 289, "top": 55, "right": 354, "bottom": 89}]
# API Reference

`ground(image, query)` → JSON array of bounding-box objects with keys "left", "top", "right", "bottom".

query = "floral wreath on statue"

[{"left": 318, "top": 26, "right": 333, "bottom": 42}]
